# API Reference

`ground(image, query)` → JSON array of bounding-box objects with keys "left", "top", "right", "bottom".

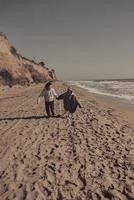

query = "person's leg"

[
  {"left": 50, "top": 101, "right": 55, "bottom": 116},
  {"left": 45, "top": 101, "right": 50, "bottom": 117}
]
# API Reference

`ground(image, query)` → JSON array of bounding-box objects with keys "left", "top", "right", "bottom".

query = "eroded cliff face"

[
  {"left": 0, "top": 32, "right": 56, "bottom": 86},
  {"left": 0, "top": 33, "right": 12, "bottom": 55}
]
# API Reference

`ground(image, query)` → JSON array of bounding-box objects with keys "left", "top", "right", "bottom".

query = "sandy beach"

[{"left": 0, "top": 81, "right": 134, "bottom": 200}]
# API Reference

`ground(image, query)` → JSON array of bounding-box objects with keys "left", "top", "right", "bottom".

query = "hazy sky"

[{"left": 0, "top": 0, "right": 134, "bottom": 80}]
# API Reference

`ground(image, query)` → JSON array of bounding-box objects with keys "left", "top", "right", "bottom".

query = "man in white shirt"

[{"left": 37, "top": 82, "right": 58, "bottom": 117}]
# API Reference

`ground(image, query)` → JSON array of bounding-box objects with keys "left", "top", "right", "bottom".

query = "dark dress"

[{"left": 58, "top": 92, "right": 81, "bottom": 113}]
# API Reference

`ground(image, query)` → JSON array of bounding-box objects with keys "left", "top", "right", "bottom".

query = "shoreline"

[
  {"left": 69, "top": 82, "right": 134, "bottom": 125},
  {"left": 94, "top": 93, "right": 134, "bottom": 125}
]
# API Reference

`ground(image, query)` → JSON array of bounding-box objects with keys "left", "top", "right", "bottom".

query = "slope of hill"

[{"left": 0, "top": 32, "right": 56, "bottom": 86}]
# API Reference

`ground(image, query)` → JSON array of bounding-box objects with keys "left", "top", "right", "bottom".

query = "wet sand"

[{"left": 0, "top": 81, "right": 134, "bottom": 200}]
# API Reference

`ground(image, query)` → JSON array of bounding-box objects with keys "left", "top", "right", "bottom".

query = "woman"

[
  {"left": 57, "top": 87, "right": 81, "bottom": 114},
  {"left": 37, "top": 82, "right": 58, "bottom": 117}
]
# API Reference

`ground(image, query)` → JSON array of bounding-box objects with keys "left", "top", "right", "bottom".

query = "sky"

[{"left": 0, "top": 0, "right": 134, "bottom": 80}]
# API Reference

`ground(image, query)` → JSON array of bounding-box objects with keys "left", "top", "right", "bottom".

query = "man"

[
  {"left": 37, "top": 81, "right": 58, "bottom": 117},
  {"left": 57, "top": 87, "right": 82, "bottom": 114}
]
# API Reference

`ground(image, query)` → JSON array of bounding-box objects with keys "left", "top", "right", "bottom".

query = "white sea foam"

[{"left": 70, "top": 80, "right": 134, "bottom": 104}]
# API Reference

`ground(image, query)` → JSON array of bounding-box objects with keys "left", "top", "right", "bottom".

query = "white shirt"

[{"left": 40, "top": 88, "right": 57, "bottom": 102}]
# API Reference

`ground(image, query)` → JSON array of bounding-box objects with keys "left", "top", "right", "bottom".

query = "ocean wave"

[{"left": 70, "top": 81, "right": 134, "bottom": 103}]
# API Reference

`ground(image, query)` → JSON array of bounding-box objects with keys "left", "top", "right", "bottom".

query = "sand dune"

[{"left": 0, "top": 82, "right": 134, "bottom": 200}]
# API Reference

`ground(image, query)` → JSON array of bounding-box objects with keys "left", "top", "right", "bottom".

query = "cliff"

[{"left": 0, "top": 32, "right": 56, "bottom": 86}]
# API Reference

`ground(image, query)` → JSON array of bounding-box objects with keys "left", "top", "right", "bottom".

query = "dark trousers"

[{"left": 45, "top": 101, "right": 55, "bottom": 116}]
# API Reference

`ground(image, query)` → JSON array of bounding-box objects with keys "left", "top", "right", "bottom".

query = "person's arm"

[
  {"left": 57, "top": 92, "right": 66, "bottom": 100},
  {"left": 74, "top": 95, "right": 82, "bottom": 108},
  {"left": 52, "top": 88, "right": 58, "bottom": 98},
  {"left": 37, "top": 88, "right": 45, "bottom": 104},
  {"left": 78, "top": 101, "right": 82, "bottom": 108}
]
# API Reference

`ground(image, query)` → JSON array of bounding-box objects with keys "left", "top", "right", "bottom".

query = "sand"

[{"left": 0, "top": 81, "right": 134, "bottom": 200}]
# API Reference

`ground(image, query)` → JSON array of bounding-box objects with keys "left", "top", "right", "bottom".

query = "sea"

[{"left": 70, "top": 80, "right": 134, "bottom": 104}]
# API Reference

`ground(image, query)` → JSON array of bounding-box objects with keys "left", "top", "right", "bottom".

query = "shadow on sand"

[{"left": 0, "top": 115, "right": 62, "bottom": 121}]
